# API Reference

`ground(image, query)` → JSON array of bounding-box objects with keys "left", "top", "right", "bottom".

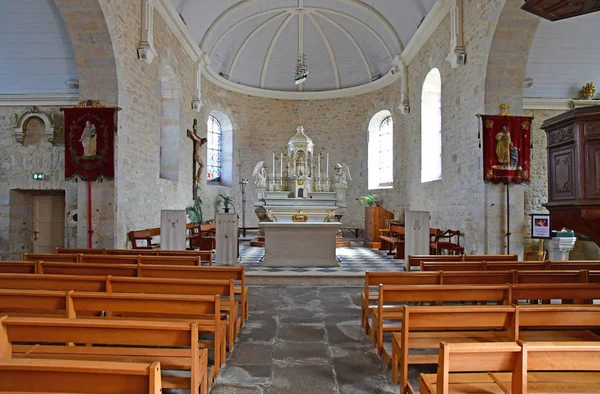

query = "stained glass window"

[{"left": 207, "top": 115, "right": 222, "bottom": 182}]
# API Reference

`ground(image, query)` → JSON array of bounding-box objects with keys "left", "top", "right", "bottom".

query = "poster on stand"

[{"left": 531, "top": 214, "right": 551, "bottom": 239}]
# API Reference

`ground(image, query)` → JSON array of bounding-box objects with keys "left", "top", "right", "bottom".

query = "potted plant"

[
  {"left": 185, "top": 195, "right": 203, "bottom": 225},
  {"left": 359, "top": 194, "right": 379, "bottom": 207},
  {"left": 218, "top": 194, "right": 235, "bottom": 213}
]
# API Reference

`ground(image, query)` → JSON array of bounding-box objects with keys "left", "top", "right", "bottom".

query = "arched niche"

[{"left": 14, "top": 107, "right": 55, "bottom": 145}]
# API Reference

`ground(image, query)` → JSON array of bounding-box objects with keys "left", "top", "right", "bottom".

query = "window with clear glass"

[
  {"left": 368, "top": 110, "right": 393, "bottom": 189},
  {"left": 421, "top": 68, "right": 442, "bottom": 183},
  {"left": 207, "top": 115, "right": 222, "bottom": 183}
]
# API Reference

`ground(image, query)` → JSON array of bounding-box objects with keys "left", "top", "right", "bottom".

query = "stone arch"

[
  {"left": 52, "top": 0, "right": 119, "bottom": 106},
  {"left": 159, "top": 64, "right": 182, "bottom": 181},
  {"left": 14, "top": 109, "right": 55, "bottom": 145},
  {"left": 484, "top": 0, "right": 540, "bottom": 115}
]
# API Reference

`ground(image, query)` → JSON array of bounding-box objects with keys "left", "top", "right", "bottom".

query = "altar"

[
  {"left": 251, "top": 124, "right": 351, "bottom": 266},
  {"left": 261, "top": 222, "right": 341, "bottom": 267}
]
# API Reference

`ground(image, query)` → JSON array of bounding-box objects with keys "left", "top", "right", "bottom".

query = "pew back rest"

[
  {"left": 1, "top": 315, "right": 196, "bottom": 350},
  {"left": 464, "top": 254, "right": 518, "bottom": 262},
  {"left": 0, "top": 358, "right": 162, "bottom": 394},
  {"left": 0, "top": 261, "right": 37, "bottom": 274},
  {"left": 39, "top": 262, "right": 138, "bottom": 277},
  {"left": 0, "top": 289, "right": 67, "bottom": 317},
  {"left": 80, "top": 255, "right": 139, "bottom": 264},
  {"left": 403, "top": 305, "right": 517, "bottom": 332},
  {"left": 24, "top": 253, "right": 79, "bottom": 263},
  {"left": 379, "top": 284, "right": 510, "bottom": 305},
  {"left": 510, "top": 283, "right": 600, "bottom": 304},
  {"left": 514, "top": 270, "right": 587, "bottom": 284},
  {"left": 516, "top": 305, "right": 600, "bottom": 331},
  {"left": 436, "top": 342, "right": 522, "bottom": 394},
  {"left": 439, "top": 271, "right": 513, "bottom": 285},
  {"left": 108, "top": 276, "right": 233, "bottom": 299},
  {"left": 408, "top": 255, "right": 462, "bottom": 268},
  {"left": 0, "top": 273, "right": 107, "bottom": 291}
]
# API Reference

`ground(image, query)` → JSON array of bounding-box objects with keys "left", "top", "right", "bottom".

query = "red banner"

[
  {"left": 64, "top": 107, "right": 117, "bottom": 180},
  {"left": 481, "top": 115, "right": 532, "bottom": 184}
]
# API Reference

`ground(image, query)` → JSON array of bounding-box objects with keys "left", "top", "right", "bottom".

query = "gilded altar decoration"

[
  {"left": 579, "top": 82, "right": 595, "bottom": 99},
  {"left": 480, "top": 114, "right": 532, "bottom": 184},
  {"left": 292, "top": 211, "right": 308, "bottom": 222},
  {"left": 64, "top": 102, "right": 117, "bottom": 180}
]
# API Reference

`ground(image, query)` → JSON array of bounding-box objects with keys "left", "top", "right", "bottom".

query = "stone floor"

[{"left": 210, "top": 286, "right": 400, "bottom": 394}]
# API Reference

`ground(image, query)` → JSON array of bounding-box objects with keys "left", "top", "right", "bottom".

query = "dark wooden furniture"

[
  {"left": 521, "top": 0, "right": 600, "bottom": 21},
  {"left": 541, "top": 106, "right": 600, "bottom": 246},
  {"left": 430, "top": 229, "right": 464, "bottom": 255},
  {"left": 378, "top": 224, "right": 405, "bottom": 259},
  {"left": 363, "top": 206, "right": 394, "bottom": 248}
]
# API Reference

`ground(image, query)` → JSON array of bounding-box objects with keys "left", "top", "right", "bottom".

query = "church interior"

[{"left": 1, "top": 0, "right": 600, "bottom": 393}]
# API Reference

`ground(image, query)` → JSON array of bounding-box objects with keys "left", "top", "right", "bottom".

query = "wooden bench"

[
  {"left": 80, "top": 254, "right": 203, "bottom": 266},
  {"left": 0, "top": 261, "right": 37, "bottom": 274},
  {"left": 370, "top": 284, "right": 510, "bottom": 357},
  {"left": 392, "top": 305, "right": 517, "bottom": 391},
  {"left": 379, "top": 224, "right": 405, "bottom": 259},
  {"left": 55, "top": 247, "right": 213, "bottom": 262},
  {"left": 0, "top": 290, "right": 222, "bottom": 383},
  {"left": 420, "top": 261, "right": 547, "bottom": 271},
  {"left": 395, "top": 304, "right": 600, "bottom": 392},
  {"left": 0, "top": 358, "right": 162, "bottom": 394},
  {"left": 407, "top": 255, "right": 462, "bottom": 270},
  {"left": 24, "top": 253, "right": 79, "bottom": 262},
  {"left": 1, "top": 316, "right": 207, "bottom": 393},
  {"left": 464, "top": 254, "right": 519, "bottom": 262},
  {"left": 417, "top": 341, "right": 600, "bottom": 394},
  {"left": 0, "top": 273, "right": 238, "bottom": 356}
]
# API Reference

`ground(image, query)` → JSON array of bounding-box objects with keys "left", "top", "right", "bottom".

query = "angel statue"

[
  {"left": 252, "top": 161, "right": 267, "bottom": 188},
  {"left": 333, "top": 163, "right": 352, "bottom": 187}
]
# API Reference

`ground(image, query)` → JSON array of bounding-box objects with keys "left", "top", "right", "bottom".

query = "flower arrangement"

[{"left": 579, "top": 82, "right": 595, "bottom": 99}]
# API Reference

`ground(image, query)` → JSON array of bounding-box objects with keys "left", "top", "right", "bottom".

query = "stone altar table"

[{"left": 261, "top": 222, "right": 341, "bottom": 267}]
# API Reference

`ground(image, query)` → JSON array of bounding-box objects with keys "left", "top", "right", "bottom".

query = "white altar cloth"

[{"left": 261, "top": 222, "right": 341, "bottom": 267}]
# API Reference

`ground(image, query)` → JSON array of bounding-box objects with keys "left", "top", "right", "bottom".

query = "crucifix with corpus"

[{"left": 187, "top": 119, "right": 207, "bottom": 200}]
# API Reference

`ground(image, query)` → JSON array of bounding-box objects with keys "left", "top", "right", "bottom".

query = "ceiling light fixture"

[{"left": 294, "top": 53, "right": 309, "bottom": 86}]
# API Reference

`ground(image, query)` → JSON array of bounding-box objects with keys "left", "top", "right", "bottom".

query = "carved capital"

[
  {"left": 137, "top": 42, "right": 158, "bottom": 64},
  {"left": 446, "top": 0, "right": 466, "bottom": 69}
]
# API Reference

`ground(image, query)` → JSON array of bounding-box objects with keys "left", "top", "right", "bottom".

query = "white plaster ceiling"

[
  {"left": 171, "top": 0, "right": 436, "bottom": 92},
  {"left": 524, "top": 11, "right": 600, "bottom": 99}
]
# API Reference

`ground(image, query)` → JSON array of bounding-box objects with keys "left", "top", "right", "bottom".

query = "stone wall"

[{"left": 0, "top": 106, "right": 77, "bottom": 259}]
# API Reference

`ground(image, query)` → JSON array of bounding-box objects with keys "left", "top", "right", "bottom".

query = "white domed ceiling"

[{"left": 170, "top": 0, "right": 436, "bottom": 92}]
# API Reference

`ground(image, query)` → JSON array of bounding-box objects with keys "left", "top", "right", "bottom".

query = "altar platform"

[{"left": 237, "top": 240, "right": 405, "bottom": 285}]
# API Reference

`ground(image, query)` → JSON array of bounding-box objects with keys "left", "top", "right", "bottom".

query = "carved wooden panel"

[
  {"left": 547, "top": 125, "right": 574, "bottom": 147},
  {"left": 549, "top": 147, "right": 576, "bottom": 201},
  {"left": 586, "top": 141, "right": 600, "bottom": 199},
  {"left": 522, "top": 0, "right": 600, "bottom": 21},
  {"left": 585, "top": 121, "right": 600, "bottom": 137}
]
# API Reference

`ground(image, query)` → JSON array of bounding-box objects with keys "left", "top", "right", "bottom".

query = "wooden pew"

[
  {"left": 513, "top": 269, "right": 587, "bottom": 284},
  {"left": 1, "top": 316, "right": 207, "bottom": 393},
  {"left": 38, "top": 262, "right": 139, "bottom": 277},
  {"left": 510, "top": 283, "right": 600, "bottom": 305},
  {"left": 550, "top": 260, "right": 600, "bottom": 270},
  {"left": 24, "top": 253, "right": 79, "bottom": 262},
  {"left": 415, "top": 342, "right": 522, "bottom": 394},
  {"left": 0, "top": 273, "right": 108, "bottom": 292},
  {"left": 407, "top": 255, "right": 462, "bottom": 271},
  {"left": 463, "top": 254, "right": 518, "bottom": 262},
  {"left": 361, "top": 272, "right": 441, "bottom": 331},
  {"left": 418, "top": 341, "right": 600, "bottom": 394},
  {"left": 55, "top": 247, "right": 213, "bottom": 263},
  {"left": 379, "top": 224, "right": 405, "bottom": 259},
  {"left": 370, "top": 284, "right": 510, "bottom": 356},
  {"left": 0, "top": 358, "right": 162, "bottom": 394},
  {"left": 139, "top": 265, "right": 249, "bottom": 323},
  {"left": 0, "top": 261, "right": 37, "bottom": 274},
  {"left": 420, "top": 261, "right": 548, "bottom": 271},
  {"left": 0, "top": 289, "right": 68, "bottom": 318},
  {"left": 516, "top": 305, "right": 600, "bottom": 342},
  {"left": 107, "top": 276, "right": 238, "bottom": 351},
  {"left": 391, "top": 305, "right": 517, "bottom": 391},
  {"left": 79, "top": 254, "right": 202, "bottom": 266}
]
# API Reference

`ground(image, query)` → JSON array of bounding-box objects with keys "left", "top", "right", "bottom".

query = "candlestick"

[
  {"left": 280, "top": 153, "right": 283, "bottom": 180},
  {"left": 318, "top": 153, "right": 321, "bottom": 181},
  {"left": 272, "top": 152, "right": 275, "bottom": 179},
  {"left": 326, "top": 153, "right": 329, "bottom": 178}
]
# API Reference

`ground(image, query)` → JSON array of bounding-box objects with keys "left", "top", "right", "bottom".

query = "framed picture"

[{"left": 531, "top": 214, "right": 551, "bottom": 239}]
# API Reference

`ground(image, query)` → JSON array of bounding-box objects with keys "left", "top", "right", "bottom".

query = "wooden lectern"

[{"left": 541, "top": 106, "right": 600, "bottom": 246}]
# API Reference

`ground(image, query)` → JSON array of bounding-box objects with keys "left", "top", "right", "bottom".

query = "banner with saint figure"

[
  {"left": 64, "top": 106, "right": 117, "bottom": 180},
  {"left": 481, "top": 115, "right": 532, "bottom": 184}
]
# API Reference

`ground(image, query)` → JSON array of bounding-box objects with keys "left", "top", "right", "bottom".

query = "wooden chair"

[
  {"left": 128, "top": 229, "right": 158, "bottom": 249},
  {"left": 431, "top": 230, "right": 464, "bottom": 255},
  {"left": 0, "top": 358, "right": 162, "bottom": 394},
  {"left": 378, "top": 224, "right": 405, "bottom": 259}
]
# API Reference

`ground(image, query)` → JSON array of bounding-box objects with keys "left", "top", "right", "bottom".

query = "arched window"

[
  {"left": 159, "top": 65, "right": 181, "bottom": 181},
  {"left": 368, "top": 110, "right": 394, "bottom": 190},
  {"left": 206, "top": 115, "right": 222, "bottom": 183},
  {"left": 421, "top": 68, "right": 442, "bottom": 183},
  {"left": 207, "top": 111, "right": 233, "bottom": 187}
]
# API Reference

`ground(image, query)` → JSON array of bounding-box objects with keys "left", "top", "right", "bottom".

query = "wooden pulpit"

[{"left": 541, "top": 106, "right": 600, "bottom": 245}]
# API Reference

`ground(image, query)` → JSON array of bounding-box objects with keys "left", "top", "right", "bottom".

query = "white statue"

[
  {"left": 333, "top": 163, "right": 352, "bottom": 187},
  {"left": 252, "top": 161, "right": 267, "bottom": 188}
]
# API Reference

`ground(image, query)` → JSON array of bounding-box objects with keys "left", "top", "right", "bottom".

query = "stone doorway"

[{"left": 8, "top": 190, "right": 66, "bottom": 259}]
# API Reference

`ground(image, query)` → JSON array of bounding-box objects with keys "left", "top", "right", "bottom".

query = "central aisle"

[{"left": 211, "top": 286, "right": 398, "bottom": 393}]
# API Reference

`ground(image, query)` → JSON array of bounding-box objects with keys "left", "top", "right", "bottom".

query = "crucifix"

[{"left": 187, "top": 119, "right": 207, "bottom": 200}]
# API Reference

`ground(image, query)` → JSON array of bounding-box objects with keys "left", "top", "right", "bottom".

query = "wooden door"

[{"left": 33, "top": 195, "right": 65, "bottom": 253}]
